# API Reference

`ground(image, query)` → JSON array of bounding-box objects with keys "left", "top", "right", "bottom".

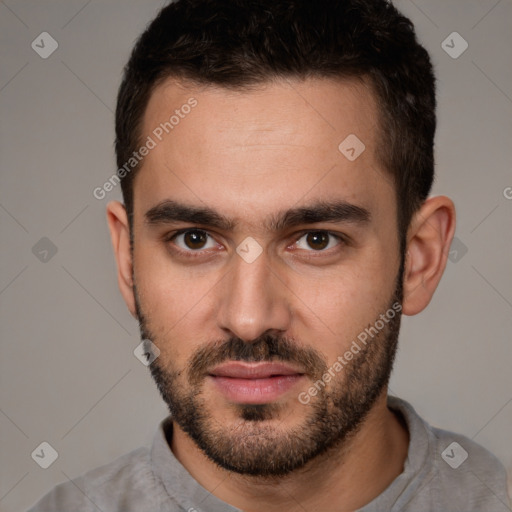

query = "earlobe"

[
  {"left": 402, "top": 196, "right": 456, "bottom": 316},
  {"left": 106, "top": 201, "right": 137, "bottom": 318}
]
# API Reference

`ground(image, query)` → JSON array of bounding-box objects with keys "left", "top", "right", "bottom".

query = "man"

[{"left": 28, "top": 0, "right": 510, "bottom": 511}]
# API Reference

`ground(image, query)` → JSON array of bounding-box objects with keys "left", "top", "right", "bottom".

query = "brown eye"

[
  {"left": 183, "top": 230, "right": 208, "bottom": 249},
  {"left": 170, "top": 229, "right": 217, "bottom": 252},
  {"left": 306, "top": 232, "right": 329, "bottom": 250},
  {"left": 295, "top": 231, "right": 342, "bottom": 252}
]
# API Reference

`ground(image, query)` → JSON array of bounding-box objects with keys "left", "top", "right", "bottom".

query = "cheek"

[
  {"left": 133, "top": 247, "right": 215, "bottom": 364},
  {"left": 303, "top": 249, "right": 398, "bottom": 358}
]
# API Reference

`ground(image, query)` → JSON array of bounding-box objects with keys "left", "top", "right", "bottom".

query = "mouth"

[{"left": 208, "top": 361, "right": 306, "bottom": 404}]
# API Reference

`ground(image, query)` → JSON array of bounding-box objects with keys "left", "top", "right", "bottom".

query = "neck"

[{"left": 170, "top": 390, "right": 409, "bottom": 512}]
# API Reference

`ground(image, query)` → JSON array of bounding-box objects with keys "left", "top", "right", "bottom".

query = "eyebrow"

[{"left": 144, "top": 199, "right": 371, "bottom": 232}]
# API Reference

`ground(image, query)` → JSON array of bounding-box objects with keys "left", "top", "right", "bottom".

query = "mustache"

[{"left": 187, "top": 333, "right": 328, "bottom": 386}]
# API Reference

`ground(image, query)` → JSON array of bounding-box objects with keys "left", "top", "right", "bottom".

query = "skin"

[{"left": 107, "top": 77, "right": 456, "bottom": 512}]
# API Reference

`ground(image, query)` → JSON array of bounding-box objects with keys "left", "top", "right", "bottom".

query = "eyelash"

[{"left": 163, "top": 228, "right": 347, "bottom": 259}]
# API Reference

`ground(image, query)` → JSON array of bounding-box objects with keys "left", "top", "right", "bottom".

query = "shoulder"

[
  {"left": 431, "top": 423, "right": 505, "bottom": 475},
  {"left": 26, "top": 446, "right": 161, "bottom": 512},
  {"left": 429, "top": 425, "right": 510, "bottom": 507},
  {"left": 390, "top": 396, "right": 510, "bottom": 511}
]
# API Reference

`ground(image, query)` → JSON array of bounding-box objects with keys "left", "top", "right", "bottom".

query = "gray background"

[{"left": 1, "top": 1, "right": 511, "bottom": 511}]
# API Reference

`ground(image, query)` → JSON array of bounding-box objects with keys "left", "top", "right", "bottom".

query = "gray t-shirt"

[{"left": 27, "top": 395, "right": 510, "bottom": 512}]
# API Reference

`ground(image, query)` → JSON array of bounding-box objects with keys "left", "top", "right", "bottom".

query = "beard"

[{"left": 134, "top": 262, "right": 404, "bottom": 478}]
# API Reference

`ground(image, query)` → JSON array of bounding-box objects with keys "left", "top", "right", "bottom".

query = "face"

[{"left": 130, "top": 77, "right": 404, "bottom": 476}]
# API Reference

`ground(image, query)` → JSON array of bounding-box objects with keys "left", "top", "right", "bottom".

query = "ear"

[
  {"left": 106, "top": 201, "right": 137, "bottom": 318},
  {"left": 402, "top": 196, "right": 456, "bottom": 316}
]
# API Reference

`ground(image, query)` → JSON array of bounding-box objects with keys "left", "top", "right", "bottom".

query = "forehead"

[
  {"left": 134, "top": 76, "right": 394, "bottom": 231},
  {"left": 142, "top": 76, "right": 379, "bottom": 149}
]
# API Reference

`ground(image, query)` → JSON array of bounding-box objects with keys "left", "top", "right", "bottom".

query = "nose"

[{"left": 216, "top": 248, "right": 292, "bottom": 342}]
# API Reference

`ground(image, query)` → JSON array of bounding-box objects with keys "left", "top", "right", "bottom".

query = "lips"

[
  {"left": 208, "top": 362, "right": 305, "bottom": 404},
  {"left": 209, "top": 361, "right": 304, "bottom": 379}
]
